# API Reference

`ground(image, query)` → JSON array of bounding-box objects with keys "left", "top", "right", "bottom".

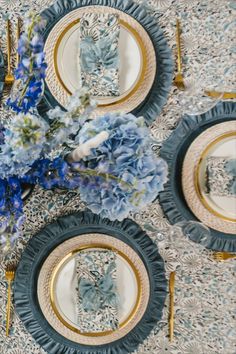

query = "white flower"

[{"left": 6, "top": 113, "right": 48, "bottom": 149}]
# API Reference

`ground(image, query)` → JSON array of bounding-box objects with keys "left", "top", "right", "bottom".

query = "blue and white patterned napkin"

[
  {"left": 79, "top": 13, "right": 120, "bottom": 97},
  {"left": 76, "top": 249, "right": 119, "bottom": 333},
  {"left": 206, "top": 157, "right": 236, "bottom": 196}
]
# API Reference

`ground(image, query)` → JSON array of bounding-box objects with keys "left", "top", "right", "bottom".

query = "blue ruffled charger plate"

[
  {"left": 14, "top": 211, "right": 167, "bottom": 354},
  {"left": 159, "top": 102, "right": 236, "bottom": 252},
  {"left": 38, "top": 0, "right": 173, "bottom": 125}
]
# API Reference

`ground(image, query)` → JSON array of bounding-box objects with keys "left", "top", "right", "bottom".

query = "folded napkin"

[
  {"left": 79, "top": 13, "right": 120, "bottom": 97},
  {"left": 76, "top": 249, "right": 119, "bottom": 333},
  {"left": 206, "top": 157, "right": 236, "bottom": 196}
]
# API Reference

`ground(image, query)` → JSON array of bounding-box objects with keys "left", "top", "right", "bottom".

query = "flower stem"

[
  {"left": 72, "top": 166, "right": 133, "bottom": 190},
  {"left": 17, "top": 15, "right": 36, "bottom": 106}
]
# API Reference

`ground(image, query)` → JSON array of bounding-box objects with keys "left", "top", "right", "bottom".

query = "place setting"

[{"left": 0, "top": 0, "right": 235, "bottom": 354}]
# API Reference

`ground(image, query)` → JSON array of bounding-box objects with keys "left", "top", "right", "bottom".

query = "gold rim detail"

[
  {"left": 195, "top": 132, "right": 236, "bottom": 223},
  {"left": 182, "top": 121, "right": 236, "bottom": 235},
  {"left": 37, "top": 233, "right": 150, "bottom": 345},
  {"left": 54, "top": 19, "right": 146, "bottom": 107},
  {"left": 44, "top": 6, "right": 156, "bottom": 116}
]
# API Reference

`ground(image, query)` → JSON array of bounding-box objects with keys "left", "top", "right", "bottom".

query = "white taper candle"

[{"left": 67, "top": 131, "right": 109, "bottom": 162}]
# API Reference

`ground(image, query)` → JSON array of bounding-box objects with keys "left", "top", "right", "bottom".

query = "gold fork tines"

[
  {"left": 213, "top": 252, "right": 236, "bottom": 261},
  {"left": 174, "top": 19, "right": 185, "bottom": 91},
  {"left": 5, "top": 19, "right": 14, "bottom": 85},
  {"left": 5, "top": 265, "right": 16, "bottom": 336},
  {"left": 169, "top": 271, "right": 175, "bottom": 342}
]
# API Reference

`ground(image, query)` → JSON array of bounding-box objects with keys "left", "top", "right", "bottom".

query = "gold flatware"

[
  {"left": 5, "top": 266, "right": 16, "bottom": 336},
  {"left": 174, "top": 19, "right": 185, "bottom": 91},
  {"left": 5, "top": 19, "right": 14, "bottom": 85},
  {"left": 213, "top": 252, "right": 236, "bottom": 261},
  {"left": 205, "top": 91, "right": 236, "bottom": 99},
  {"left": 16, "top": 17, "right": 21, "bottom": 67},
  {"left": 169, "top": 271, "right": 175, "bottom": 342}
]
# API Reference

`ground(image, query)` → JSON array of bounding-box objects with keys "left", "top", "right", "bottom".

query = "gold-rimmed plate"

[
  {"left": 182, "top": 121, "right": 236, "bottom": 235},
  {"left": 37, "top": 233, "right": 150, "bottom": 345},
  {"left": 15, "top": 211, "right": 167, "bottom": 353},
  {"left": 44, "top": 6, "right": 156, "bottom": 116}
]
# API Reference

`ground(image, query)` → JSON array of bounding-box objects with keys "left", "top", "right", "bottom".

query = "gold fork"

[
  {"left": 213, "top": 252, "right": 236, "bottom": 261},
  {"left": 5, "top": 265, "right": 16, "bottom": 336},
  {"left": 174, "top": 19, "right": 185, "bottom": 91},
  {"left": 169, "top": 271, "right": 175, "bottom": 342},
  {"left": 5, "top": 19, "right": 14, "bottom": 85}
]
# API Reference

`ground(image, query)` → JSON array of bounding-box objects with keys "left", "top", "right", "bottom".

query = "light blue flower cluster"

[
  {"left": 1, "top": 87, "right": 94, "bottom": 181},
  {"left": 72, "top": 113, "right": 168, "bottom": 221},
  {"left": 0, "top": 113, "right": 48, "bottom": 179},
  {"left": 7, "top": 12, "right": 47, "bottom": 113},
  {"left": 1, "top": 87, "right": 94, "bottom": 251},
  {"left": 0, "top": 13, "right": 168, "bottom": 251},
  {"left": 45, "top": 88, "right": 96, "bottom": 157}
]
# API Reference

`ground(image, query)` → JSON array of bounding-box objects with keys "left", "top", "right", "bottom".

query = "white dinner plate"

[
  {"left": 182, "top": 121, "right": 236, "bottom": 234},
  {"left": 44, "top": 6, "right": 156, "bottom": 116}
]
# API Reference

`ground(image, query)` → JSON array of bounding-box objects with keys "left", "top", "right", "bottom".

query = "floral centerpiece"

[{"left": 0, "top": 13, "right": 168, "bottom": 252}]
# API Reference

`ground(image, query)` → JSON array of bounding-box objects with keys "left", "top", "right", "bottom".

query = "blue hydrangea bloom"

[{"left": 73, "top": 113, "right": 168, "bottom": 221}]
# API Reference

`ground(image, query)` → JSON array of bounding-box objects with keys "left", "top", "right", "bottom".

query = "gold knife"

[{"left": 169, "top": 271, "right": 175, "bottom": 342}]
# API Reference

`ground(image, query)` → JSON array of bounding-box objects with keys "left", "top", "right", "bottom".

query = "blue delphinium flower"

[
  {"left": 7, "top": 12, "right": 47, "bottom": 113},
  {"left": 0, "top": 177, "right": 24, "bottom": 251},
  {"left": 71, "top": 113, "right": 168, "bottom": 221}
]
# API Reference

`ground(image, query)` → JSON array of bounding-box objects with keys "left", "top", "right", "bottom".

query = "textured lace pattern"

[{"left": 0, "top": 0, "right": 235, "bottom": 353}]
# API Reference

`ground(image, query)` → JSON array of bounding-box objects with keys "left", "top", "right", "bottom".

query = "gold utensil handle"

[
  {"left": 169, "top": 272, "right": 175, "bottom": 341},
  {"left": 205, "top": 91, "right": 236, "bottom": 99},
  {"left": 169, "top": 293, "right": 174, "bottom": 341},
  {"left": 6, "top": 279, "right": 11, "bottom": 336},
  {"left": 6, "top": 19, "right": 12, "bottom": 75},
  {"left": 176, "top": 19, "right": 182, "bottom": 73},
  {"left": 16, "top": 18, "right": 21, "bottom": 66},
  {"left": 222, "top": 254, "right": 236, "bottom": 260}
]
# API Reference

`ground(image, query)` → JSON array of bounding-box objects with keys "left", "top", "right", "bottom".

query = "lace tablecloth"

[{"left": 0, "top": 0, "right": 235, "bottom": 353}]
